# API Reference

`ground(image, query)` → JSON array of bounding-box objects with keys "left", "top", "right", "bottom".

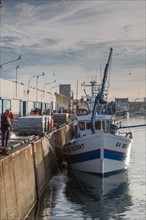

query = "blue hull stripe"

[
  {"left": 70, "top": 149, "right": 100, "bottom": 164},
  {"left": 70, "top": 149, "right": 126, "bottom": 164},
  {"left": 104, "top": 149, "right": 127, "bottom": 161}
]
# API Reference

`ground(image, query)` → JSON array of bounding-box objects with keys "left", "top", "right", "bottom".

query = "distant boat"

[
  {"left": 114, "top": 98, "right": 130, "bottom": 117},
  {"left": 64, "top": 48, "right": 133, "bottom": 176}
]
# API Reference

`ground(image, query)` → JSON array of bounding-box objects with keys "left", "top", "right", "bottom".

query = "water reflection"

[
  {"left": 32, "top": 170, "right": 132, "bottom": 220},
  {"left": 34, "top": 174, "right": 69, "bottom": 219},
  {"left": 65, "top": 170, "right": 132, "bottom": 219}
]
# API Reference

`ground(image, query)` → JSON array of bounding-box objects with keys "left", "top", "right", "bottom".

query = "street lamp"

[
  {"left": 50, "top": 85, "right": 58, "bottom": 94},
  {"left": 16, "top": 65, "right": 19, "bottom": 98},
  {"left": 0, "top": 55, "right": 22, "bottom": 100},
  {"left": 27, "top": 72, "right": 45, "bottom": 102},
  {"left": 0, "top": 55, "right": 21, "bottom": 78},
  {"left": 50, "top": 84, "right": 59, "bottom": 102},
  {"left": 43, "top": 80, "right": 56, "bottom": 97},
  {"left": 49, "top": 84, "right": 59, "bottom": 111},
  {"left": 36, "top": 72, "right": 45, "bottom": 102},
  {"left": 27, "top": 75, "right": 36, "bottom": 95},
  {"left": 0, "top": 56, "right": 21, "bottom": 70}
]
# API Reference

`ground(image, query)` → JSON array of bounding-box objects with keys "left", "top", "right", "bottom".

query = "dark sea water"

[{"left": 28, "top": 116, "right": 146, "bottom": 220}]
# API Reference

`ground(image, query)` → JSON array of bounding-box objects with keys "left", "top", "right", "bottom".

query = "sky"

[{"left": 0, "top": 0, "right": 145, "bottom": 101}]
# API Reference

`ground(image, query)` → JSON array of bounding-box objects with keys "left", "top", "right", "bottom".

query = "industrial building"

[{"left": 0, "top": 78, "right": 69, "bottom": 119}]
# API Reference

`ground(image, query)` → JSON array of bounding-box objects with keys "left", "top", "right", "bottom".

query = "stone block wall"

[{"left": 0, "top": 123, "right": 73, "bottom": 219}]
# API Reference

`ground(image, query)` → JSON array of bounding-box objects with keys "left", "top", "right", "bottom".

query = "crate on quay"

[{"left": 17, "top": 115, "right": 53, "bottom": 136}]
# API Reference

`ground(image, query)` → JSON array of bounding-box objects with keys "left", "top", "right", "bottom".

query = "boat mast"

[
  {"left": 91, "top": 48, "right": 113, "bottom": 134},
  {"left": 81, "top": 80, "right": 99, "bottom": 110},
  {"left": 81, "top": 80, "right": 97, "bottom": 98}
]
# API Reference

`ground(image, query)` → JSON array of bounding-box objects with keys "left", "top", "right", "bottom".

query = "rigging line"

[
  {"left": 44, "top": 134, "right": 79, "bottom": 206},
  {"left": 64, "top": 147, "right": 98, "bottom": 201},
  {"left": 46, "top": 129, "right": 97, "bottom": 201},
  {"left": 44, "top": 133, "right": 59, "bottom": 172},
  {"left": 46, "top": 130, "right": 90, "bottom": 203}
]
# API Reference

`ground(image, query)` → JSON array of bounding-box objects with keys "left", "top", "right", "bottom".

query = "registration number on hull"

[{"left": 116, "top": 142, "right": 128, "bottom": 149}]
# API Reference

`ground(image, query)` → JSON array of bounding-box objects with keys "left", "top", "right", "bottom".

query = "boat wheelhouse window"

[
  {"left": 102, "top": 121, "right": 110, "bottom": 131},
  {"left": 95, "top": 121, "right": 101, "bottom": 130},
  {"left": 106, "top": 121, "right": 110, "bottom": 129},
  {"left": 102, "top": 121, "right": 105, "bottom": 130},
  {"left": 86, "top": 122, "right": 91, "bottom": 129},
  {"left": 79, "top": 122, "right": 85, "bottom": 130}
]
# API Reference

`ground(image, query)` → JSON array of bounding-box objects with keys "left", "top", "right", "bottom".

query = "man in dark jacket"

[{"left": 1, "top": 109, "right": 12, "bottom": 154}]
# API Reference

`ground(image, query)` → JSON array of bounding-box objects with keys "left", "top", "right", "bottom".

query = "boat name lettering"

[{"left": 71, "top": 143, "right": 84, "bottom": 151}]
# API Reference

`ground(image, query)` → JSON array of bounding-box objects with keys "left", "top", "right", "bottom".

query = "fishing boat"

[{"left": 64, "top": 48, "right": 133, "bottom": 176}]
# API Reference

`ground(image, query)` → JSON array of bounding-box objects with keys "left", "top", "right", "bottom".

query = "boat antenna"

[{"left": 76, "top": 79, "right": 78, "bottom": 100}]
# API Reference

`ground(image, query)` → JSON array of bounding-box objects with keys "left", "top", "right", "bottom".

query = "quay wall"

[{"left": 0, "top": 124, "right": 73, "bottom": 220}]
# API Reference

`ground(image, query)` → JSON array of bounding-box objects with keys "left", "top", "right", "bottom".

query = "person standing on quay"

[
  {"left": 9, "top": 108, "right": 14, "bottom": 124},
  {"left": 1, "top": 109, "right": 12, "bottom": 153}
]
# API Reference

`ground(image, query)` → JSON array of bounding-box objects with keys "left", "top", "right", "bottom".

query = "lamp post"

[
  {"left": 27, "top": 75, "right": 36, "bottom": 94},
  {"left": 0, "top": 55, "right": 21, "bottom": 102},
  {"left": 27, "top": 72, "right": 45, "bottom": 104},
  {"left": 0, "top": 56, "right": 21, "bottom": 80},
  {"left": 16, "top": 65, "right": 19, "bottom": 98},
  {"left": 50, "top": 85, "right": 58, "bottom": 96},
  {"left": 0, "top": 56, "right": 21, "bottom": 70},
  {"left": 50, "top": 85, "right": 59, "bottom": 110},
  {"left": 36, "top": 72, "right": 45, "bottom": 103},
  {"left": 27, "top": 75, "right": 36, "bottom": 102},
  {"left": 43, "top": 80, "right": 56, "bottom": 97}
]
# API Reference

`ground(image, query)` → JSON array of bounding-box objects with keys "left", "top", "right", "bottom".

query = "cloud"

[{"left": 0, "top": 0, "right": 145, "bottom": 100}]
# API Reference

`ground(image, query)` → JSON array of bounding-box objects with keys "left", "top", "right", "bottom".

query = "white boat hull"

[{"left": 66, "top": 131, "right": 132, "bottom": 175}]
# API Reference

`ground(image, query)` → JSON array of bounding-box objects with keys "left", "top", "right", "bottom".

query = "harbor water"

[{"left": 27, "top": 116, "right": 146, "bottom": 220}]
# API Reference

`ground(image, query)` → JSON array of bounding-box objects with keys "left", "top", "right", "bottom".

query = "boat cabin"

[{"left": 76, "top": 114, "right": 115, "bottom": 137}]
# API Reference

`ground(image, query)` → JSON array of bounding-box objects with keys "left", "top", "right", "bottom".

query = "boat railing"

[{"left": 119, "top": 131, "right": 133, "bottom": 139}]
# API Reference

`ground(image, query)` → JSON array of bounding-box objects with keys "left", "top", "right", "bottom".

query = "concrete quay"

[{"left": 0, "top": 124, "right": 73, "bottom": 220}]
